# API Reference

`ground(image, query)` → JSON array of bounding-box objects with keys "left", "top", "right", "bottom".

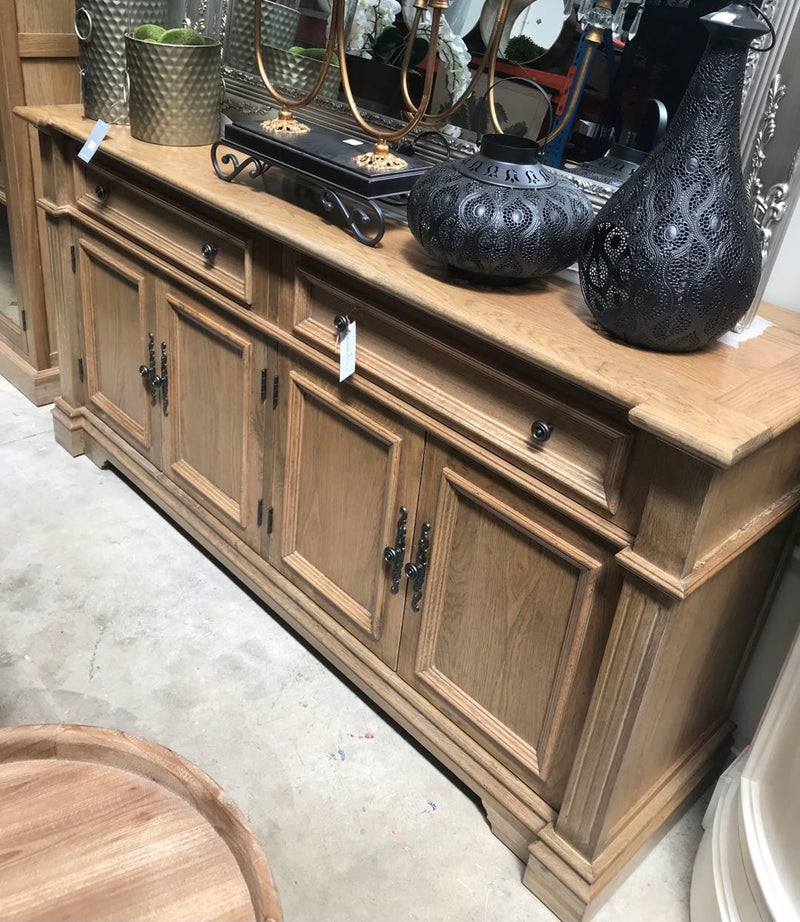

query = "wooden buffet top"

[{"left": 19, "top": 104, "right": 800, "bottom": 468}]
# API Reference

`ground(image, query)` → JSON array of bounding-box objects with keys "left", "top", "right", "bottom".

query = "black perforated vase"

[
  {"left": 578, "top": 2, "right": 769, "bottom": 352},
  {"left": 407, "top": 134, "right": 593, "bottom": 282}
]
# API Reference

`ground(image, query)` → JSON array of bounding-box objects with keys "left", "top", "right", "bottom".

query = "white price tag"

[
  {"left": 339, "top": 321, "right": 356, "bottom": 382},
  {"left": 77, "top": 120, "right": 110, "bottom": 163}
]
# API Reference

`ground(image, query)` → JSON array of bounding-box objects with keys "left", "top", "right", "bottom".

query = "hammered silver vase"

[
  {"left": 126, "top": 36, "right": 222, "bottom": 146},
  {"left": 75, "top": 0, "right": 170, "bottom": 124}
]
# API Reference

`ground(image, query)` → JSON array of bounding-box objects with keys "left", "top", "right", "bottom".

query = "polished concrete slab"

[{"left": 0, "top": 374, "right": 704, "bottom": 922}]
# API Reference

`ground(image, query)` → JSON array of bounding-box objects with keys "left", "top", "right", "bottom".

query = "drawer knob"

[
  {"left": 201, "top": 242, "right": 218, "bottom": 262},
  {"left": 95, "top": 184, "right": 108, "bottom": 201},
  {"left": 531, "top": 420, "right": 554, "bottom": 443},
  {"left": 333, "top": 313, "right": 351, "bottom": 334}
]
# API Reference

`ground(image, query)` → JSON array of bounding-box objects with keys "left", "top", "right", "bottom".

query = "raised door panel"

[
  {"left": 78, "top": 234, "right": 158, "bottom": 462},
  {"left": 159, "top": 283, "right": 267, "bottom": 548},
  {"left": 272, "top": 357, "right": 425, "bottom": 668},
  {"left": 398, "top": 441, "right": 621, "bottom": 807}
]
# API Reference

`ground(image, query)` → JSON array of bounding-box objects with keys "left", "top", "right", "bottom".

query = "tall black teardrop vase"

[{"left": 578, "top": 3, "right": 769, "bottom": 352}]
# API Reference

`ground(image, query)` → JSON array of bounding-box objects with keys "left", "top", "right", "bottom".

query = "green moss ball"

[
  {"left": 159, "top": 27, "right": 205, "bottom": 45},
  {"left": 132, "top": 23, "right": 166, "bottom": 41}
]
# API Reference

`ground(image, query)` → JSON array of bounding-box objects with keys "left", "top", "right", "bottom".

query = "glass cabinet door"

[{"left": 0, "top": 202, "right": 27, "bottom": 353}]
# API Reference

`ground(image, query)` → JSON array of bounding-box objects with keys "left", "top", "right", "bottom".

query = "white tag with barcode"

[{"left": 339, "top": 321, "right": 356, "bottom": 381}]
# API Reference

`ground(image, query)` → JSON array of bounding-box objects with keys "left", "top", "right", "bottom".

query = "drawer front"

[
  {"left": 284, "top": 258, "right": 632, "bottom": 514},
  {"left": 77, "top": 164, "right": 252, "bottom": 303}
]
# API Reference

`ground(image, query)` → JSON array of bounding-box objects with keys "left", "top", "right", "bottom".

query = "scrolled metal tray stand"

[{"left": 212, "top": 137, "right": 395, "bottom": 247}]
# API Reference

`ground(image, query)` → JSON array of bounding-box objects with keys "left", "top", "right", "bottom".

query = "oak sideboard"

[{"left": 21, "top": 104, "right": 800, "bottom": 921}]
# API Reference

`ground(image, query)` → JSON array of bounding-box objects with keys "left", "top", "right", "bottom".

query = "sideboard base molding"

[
  {"left": 0, "top": 338, "right": 58, "bottom": 406},
  {"left": 526, "top": 734, "right": 729, "bottom": 920}
]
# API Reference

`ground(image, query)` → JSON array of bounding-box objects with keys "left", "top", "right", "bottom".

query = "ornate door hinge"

[
  {"left": 257, "top": 498, "right": 264, "bottom": 526},
  {"left": 78, "top": 357, "right": 84, "bottom": 383},
  {"left": 260, "top": 368, "right": 268, "bottom": 401},
  {"left": 405, "top": 521, "right": 432, "bottom": 611},
  {"left": 272, "top": 375, "right": 279, "bottom": 409},
  {"left": 138, "top": 332, "right": 158, "bottom": 405},
  {"left": 382, "top": 505, "right": 408, "bottom": 594},
  {"left": 70, "top": 245, "right": 76, "bottom": 273},
  {"left": 159, "top": 341, "right": 168, "bottom": 416}
]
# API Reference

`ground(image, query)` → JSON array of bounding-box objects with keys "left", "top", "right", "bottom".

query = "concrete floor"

[{"left": 0, "top": 374, "right": 706, "bottom": 921}]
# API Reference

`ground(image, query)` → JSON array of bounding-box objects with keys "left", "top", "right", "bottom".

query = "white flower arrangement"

[
  {"left": 347, "top": 0, "right": 402, "bottom": 57},
  {"left": 345, "top": 0, "right": 472, "bottom": 105},
  {"left": 416, "top": 17, "right": 471, "bottom": 105}
]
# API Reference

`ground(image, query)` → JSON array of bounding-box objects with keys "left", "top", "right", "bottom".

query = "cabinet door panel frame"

[
  {"left": 278, "top": 364, "right": 423, "bottom": 666},
  {"left": 161, "top": 286, "right": 266, "bottom": 546},
  {"left": 404, "top": 460, "right": 605, "bottom": 786},
  {"left": 78, "top": 234, "right": 155, "bottom": 457}
]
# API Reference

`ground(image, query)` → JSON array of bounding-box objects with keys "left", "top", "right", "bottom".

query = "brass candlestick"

[
  {"left": 335, "top": 0, "right": 445, "bottom": 170},
  {"left": 254, "top": 0, "right": 339, "bottom": 132}
]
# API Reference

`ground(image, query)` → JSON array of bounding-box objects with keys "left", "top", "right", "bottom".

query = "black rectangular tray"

[{"left": 224, "top": 119, "right": 431, "bottom": 199}]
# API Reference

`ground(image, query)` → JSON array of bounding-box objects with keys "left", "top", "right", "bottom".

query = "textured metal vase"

[
  {"left": 126, "top": 36, "right": 222, "bottom": 146},
  {"left": 75, "top": 0, "right": 169, "bottom": 124},
  {"left": 407, "top": 134, "right": 594, "bottom": 281},
  {"left": 578, "top": 3, "right": 770, "bottom": 352}
]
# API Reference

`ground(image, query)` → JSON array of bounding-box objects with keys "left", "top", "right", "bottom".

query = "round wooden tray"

[{"left": 0, "top": 724, "right": 282, "bottom": 922}]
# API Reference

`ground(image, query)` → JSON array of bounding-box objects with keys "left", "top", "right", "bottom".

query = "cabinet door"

[
  {"left": 158, "top": 282, "right": 268, "bottom": 549},
  {"left": 77, "top": 233, "right": 159, "bottom": 463},
  {"left": 271, "top": 357, "right": 425, "bottom": 668},
  {"left": 397, "top": 441, "right": 621, "bottom": 806},
  {"left": 0, "top": 204, "right": 29, "bottom": 357}
]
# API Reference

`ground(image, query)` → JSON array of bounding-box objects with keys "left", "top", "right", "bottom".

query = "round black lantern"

[{"left": 407, "top": 133, "right": 594, "bottom": 282}]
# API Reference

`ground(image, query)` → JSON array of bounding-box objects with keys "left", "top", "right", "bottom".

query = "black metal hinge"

[
  {"left": 78, "top": 357, "right": 84, "bottom": 382},
  {"left": 266, "top": 506, "right": 273, "bottom": 535},
  {"left": 70, "top": 245, "right": 76, "bottom": 273},
  {"left": 260, "top": 368, "right": 268, "bottom": 401},
  {"left": 272, "top": 375, "right": 279, "bottom": 409},
  {"left": 20, "top": 309, "right": 26, "bottom": 332},
  {"left": 257, "top": 498, "right": 263, "bottom": 527}
]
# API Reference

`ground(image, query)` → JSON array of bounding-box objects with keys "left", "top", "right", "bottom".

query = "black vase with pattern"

[
  {"left": 407, "top": 133, "right": 594, "bottom": 282},
  {"left": 578, "top": 2, "right": 770, "bottom": 352}
]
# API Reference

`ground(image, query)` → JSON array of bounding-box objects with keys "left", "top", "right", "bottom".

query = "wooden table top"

[
  {"left": 18, "top": 104, "right": 800, "bottom": 468},
  {"left": 0, "top": 725, "right": 282, "bottom": 922}
]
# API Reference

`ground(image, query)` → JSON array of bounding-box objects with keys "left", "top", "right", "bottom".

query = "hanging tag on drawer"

[
  {"left": 339, "top": 321, "right": 356, "bottom": 382},
  {"left": 77, "top": 120, "right": 110, "bottom": 163}
]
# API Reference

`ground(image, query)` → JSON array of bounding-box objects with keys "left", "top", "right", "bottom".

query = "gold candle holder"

[{"left": 250, "top": 0, "right": 512, "bottom": 171}]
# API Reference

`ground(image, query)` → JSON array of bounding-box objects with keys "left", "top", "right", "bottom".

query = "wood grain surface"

[
  {"left": 0, "top": 725, "right": 282, "bottom": 922},
  {"left": 17, "top": 105, "right": 800, "bottom": 465}
]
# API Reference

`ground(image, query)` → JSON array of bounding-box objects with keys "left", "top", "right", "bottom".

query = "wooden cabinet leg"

[
  {"left": 482, "top": 797, "right": 540, "bottom": 862},
  {"left": 523, "top": 840, "right": 591, "bottom": 922},
  {"left": 52, "top": 398, "right": 85, "bottom": 457}
]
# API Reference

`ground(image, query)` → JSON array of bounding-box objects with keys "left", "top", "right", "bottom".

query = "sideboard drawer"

[
  {"left": 285, "top": 259, "right": 632, "bottom": 514},
  {"left": 76, "top": 164, "right": 252, "bottom": 304}
]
